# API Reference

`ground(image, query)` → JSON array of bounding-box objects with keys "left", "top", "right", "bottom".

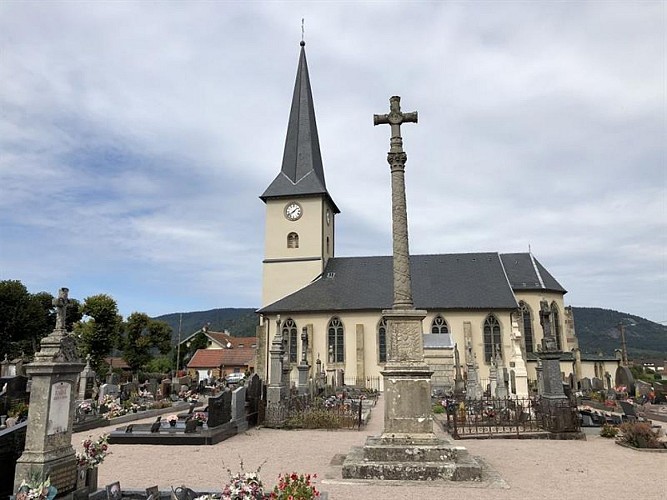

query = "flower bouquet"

[
  {"left": 76, "top": 434, "right": 111, "bottom": 469},
  {"left": 221, "top": 460, "right": 266, "bottom": 500},
  {"left": 167, "top": 415, "right": 178, "bottom": 427},
  {"left": 15, "top": 475, "right": 57, "bottom": 500},
  {"left": 193, "top": 412, "right": 207, "bottom": 426},
  {"left": 270, "top": 473, "right": 319, "bottom": 499}
]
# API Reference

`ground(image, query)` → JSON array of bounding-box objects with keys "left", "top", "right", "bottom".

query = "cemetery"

[{"left": 1, "top": 293, "right": 666, "bottom": 499}]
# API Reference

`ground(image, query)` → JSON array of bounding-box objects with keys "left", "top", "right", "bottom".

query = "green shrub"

[
  {"left": 285, "top": 410, "right": 343, "bottom": 429},
  {"left": 618, "top": 422, "right": 662, "bottom": 449},
  {"left": 600, "top": 424, "right": 619, "bottom": 438},
  {"left": 432, "top": 403, "right": 445, "bottom": 414}
]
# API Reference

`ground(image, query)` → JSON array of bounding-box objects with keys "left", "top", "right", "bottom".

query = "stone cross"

[
  {"left": 53, "top": 287, "right": 69, "bottom": 333},
  {"left": 374, "top": 95, "right": 418, "bottom": 154},
  {"left": 374, "top": 96, "right": 418, "bottom": 310},
  {"left": 539, "top": 300, "right": 558, "bottom": 352}
]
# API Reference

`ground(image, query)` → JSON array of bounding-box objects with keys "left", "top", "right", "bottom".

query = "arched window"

[
  {"left": 519, "top": 302, "right": 534, "bottom": 353},
  {"left": 483, "top": 315, "right": 502, "bottom": 363},
  {"left": 287, "top": 232, "right": 299, "bottom": 249},
  {"left": 551, "top": 302, "right": 562, "bottom": 350},
  {"left": 378, "top": 317, "right": 387, "bottom": 363},
  {"left": 327, "top": 317, "right": 344, "bottom": 363},
  {"left": 431, "top": 315, "right": 449, "bottom": 334},
  {"left": 282, "top": 318, "right": 298, "bottom": 363}
]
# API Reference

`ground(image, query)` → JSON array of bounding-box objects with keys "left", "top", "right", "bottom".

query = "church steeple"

[{"left": 261, "top": 42, "right": 339, "bottom": 213}]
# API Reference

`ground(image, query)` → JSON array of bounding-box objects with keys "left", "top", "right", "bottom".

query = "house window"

[
  {"left": 287, "top": 232, "right": 299, "bottom": 248},
  {"left": 378, "top": 317, "right": 387, "bottom": 363},
  {"left": 519, "top": 302, "right": 534, "bottom": 353},
  {"left": 483, "top": 315, "right": 502, "bottom": 363},
  {"left": 282, "top": 318, "right": 298, "bottom": 363},
  {"left": 327, "top": 317, "right": 344, "bottom": 363},
  {"left": 551, "top": 302, "right": 562, "bottom": 350}
]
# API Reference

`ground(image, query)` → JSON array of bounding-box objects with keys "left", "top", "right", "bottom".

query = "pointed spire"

[{"left": 261, "top": 42, "right": 338, "bottom": 212}]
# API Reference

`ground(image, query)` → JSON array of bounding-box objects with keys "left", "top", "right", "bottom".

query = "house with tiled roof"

[
  {"left": 183, "top": 328, "right": 257, "bottom": 381},
  {"left": 255, "top": 42, "right": 595, "bottom": 395}
]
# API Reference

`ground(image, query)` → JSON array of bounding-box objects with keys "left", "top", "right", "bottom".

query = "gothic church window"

[
  {"left": 551, "top": 302, "right": 562, "bottom": 351},
  {"left": 378, "top": 317, "right": 387, "bottom": 363},
  {"left": 328, "top": 317, "right": 344, "bottom": 363},
  {"left": 431, "top": 315, "right": 449, "bottom": 334},
  {"left": 282, "top": 318, "right": 298, "bottom": 363},
  {"left": 483, "top": 314, "right": 502, "bottom": 363},
  {"left": 287, "top": 232, "right": 299, "bottom": 248},
  {"left": 519, "top": 302, "right": 534, "bottom": 353},
  {"left": 431, "top": 315, "right": 452, "bottom": 345}
]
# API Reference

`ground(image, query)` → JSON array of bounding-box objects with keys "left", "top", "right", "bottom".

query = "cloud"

[{"left": 0, "top": 2, "right": 664, "bottom": 323}]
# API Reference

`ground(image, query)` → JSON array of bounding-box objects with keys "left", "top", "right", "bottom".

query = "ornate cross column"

[{"left": 373, "top": 96, "right": 432, "bottom": 439}]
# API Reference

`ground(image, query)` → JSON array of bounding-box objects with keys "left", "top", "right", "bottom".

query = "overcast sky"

[{"left": 1, "top": 1, "right": 664, "bottom": 325}]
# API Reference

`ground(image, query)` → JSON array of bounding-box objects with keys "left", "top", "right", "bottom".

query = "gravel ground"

[{"left": 76, "top": 398, "right": 667, "bottom": 500}]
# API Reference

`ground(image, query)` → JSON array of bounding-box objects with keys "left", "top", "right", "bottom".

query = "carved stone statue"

[{"left": 52, "top": 287, "right": 69, "bottom": 332}]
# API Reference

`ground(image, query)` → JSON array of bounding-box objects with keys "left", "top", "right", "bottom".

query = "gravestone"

[
  {"left": 615, "top": 366, "right": 635, "bottom": 395},
  {"left": 13, "top": 288, "right": 84, "bottom": 496},
  {"left": 77, "top": 356, "right": 96, "bottom": 400},
  {"left": 0, "top": 375, "right": 28, "bottom": 416},
  {"left": 207, "top": 389, "right": 232, "bottom": 428},
  {"left": 148, "top": 379, "right": 159, "bottom": 398},
  {"left": 231, "top": 385, "right": 248, "bottom": 433},
  {"left": 246, "top": 373, "right": 263, "bottom": 426},
  {"left": 580, "top": 377, "right": 592, "bottom": 393},
  {"left": 592, "top": 377, "right": 604, "bottom": 391},
  {"left": 161, "top": 378, "right": 172, "bottom": 398},
  {"left": 99, "top": 383, "right": 119, "bottom": 403},
  {"left": 184, "top": 418, "right": 198, "bottom": 434}
]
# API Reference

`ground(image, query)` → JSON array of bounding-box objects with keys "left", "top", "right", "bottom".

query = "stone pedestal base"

[
  {"left": 381, "top": 363, "right": 434, "bottom": 436},
  {"left": 264, "top": 400, "right": 287, "bottom": 428},
  {"left": 342, "top": 435, "right": 481, "bottom": 481},
  {"left": 15, "top": 451, "right": 78, "bottom": 496}
]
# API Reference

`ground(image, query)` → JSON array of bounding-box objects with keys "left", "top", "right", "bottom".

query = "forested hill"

[
  {"left": 154, "top": 308, "right": 257, "bottom": 343},
  {"left": 154, "top": 307, "right": 666, "bottom": 359},
  {"left": 571, "top": 307, "right": 666, "bottom": 359}
]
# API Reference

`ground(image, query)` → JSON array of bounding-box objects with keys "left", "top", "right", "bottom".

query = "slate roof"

[
  {"left": 260, "top": 42, "right": 339, "bottom": 213},
  {"left": 187, "top": 348, "right": 255, "bottom": 369},
  {"left": 500, "top": 253, "right": 566, "bottom": 293},
  {"left": 205, "top": 331, "right": 257, "bottom": 349},
  {"left": 259, "top": 252, "right": 526, "bottom": 313}
]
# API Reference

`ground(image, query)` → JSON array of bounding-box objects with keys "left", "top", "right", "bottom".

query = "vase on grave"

[{"left": 85, "top": 467, "right": 98, "bottom": 493}]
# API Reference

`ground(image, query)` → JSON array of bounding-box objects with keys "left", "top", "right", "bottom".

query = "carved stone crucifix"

[
  {"left": 374, "top": 95, "right": 418, "bottom": 154},
  {"left": 374, "top": 96, "right": 418, "bottom": 310}
]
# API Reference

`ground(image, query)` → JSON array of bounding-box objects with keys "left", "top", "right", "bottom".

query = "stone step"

[{"left": 342, "top": 446, "right": 482, "bottom": 481}]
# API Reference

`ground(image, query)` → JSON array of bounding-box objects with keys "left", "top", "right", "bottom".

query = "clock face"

[
  {"left": 326, "top": 209, "right": 331, "bottom": 225},
  {"left": 284, "top": 202, "right": 302, "bottom": 221}
]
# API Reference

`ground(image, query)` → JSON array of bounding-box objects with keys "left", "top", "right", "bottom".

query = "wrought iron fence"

[{"left": 444, "top": 396, "right": 580, "bottom": 438}]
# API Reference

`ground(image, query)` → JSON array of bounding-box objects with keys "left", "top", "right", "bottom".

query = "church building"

[{"left": 255, "top": 42, "right": 589, "bottom": 395}]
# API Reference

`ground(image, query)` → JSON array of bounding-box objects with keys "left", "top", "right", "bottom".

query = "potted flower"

[
  {"left": 15, "top": 475, "right": 57, "bottom": 500},
  {"left": 193, "top": 412, "right": 207, "bottom": 426},
  {"left": 78, "top": 401, "right": 93, "bottom": 414},
  {"left": 221, "top": 460, "right": 266, "bottom": 500},
  {"left": 270, "top": 472, "right": 319, "bottom": 499},
  {"left": 76, "top": 434, "right": 111, "bottom": 493},
  {"left": 167, "top": 415, "right": 178, "bottom": 427}
]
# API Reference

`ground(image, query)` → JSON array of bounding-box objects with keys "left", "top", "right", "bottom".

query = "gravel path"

[{"left": 75, "top": 398, "right": 667, "bottom": 500}]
